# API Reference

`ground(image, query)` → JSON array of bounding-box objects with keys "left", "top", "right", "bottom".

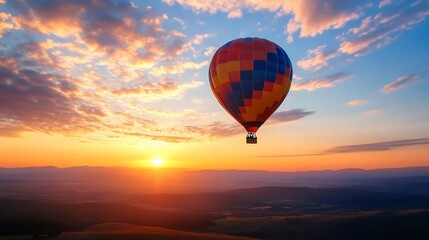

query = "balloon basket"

[{"left": 246, "top": 132, "right": 257, "bottom": 144}]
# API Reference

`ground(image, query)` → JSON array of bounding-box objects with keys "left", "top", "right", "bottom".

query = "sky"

[{"left": 0, "top": 0, "right": 428, "bottom": 171}]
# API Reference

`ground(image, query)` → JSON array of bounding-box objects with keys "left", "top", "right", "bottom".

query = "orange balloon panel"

[{"left": 209, "top": 37, "right": 293, "bottom": 133}]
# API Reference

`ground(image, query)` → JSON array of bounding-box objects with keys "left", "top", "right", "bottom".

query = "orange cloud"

[
  {"left": 108, "top": 80, "right": 203, "bottom": 101},
  {"left": 285, "top": 1, "right": 360, "bottom": 37},
  {"left": 0, "top": 12, "right": 18, "bottom": 37},
  {"left": 119, "top": 131, "right": 193, "bottom": 143},
  {"left": 297, "top": 45, "right": 337, "bottom": 71},
  {"left": 381, "top": 74, "right": 419, "bottom": 93},
  {"left": 285, "top": 19, "right": 300, "bottom": 43},
  {"left": 12, "top": 1, "right": 84, "bottom": 38},
  {"left": 9, "top": 0, "right": 190, "bottom": 80},
  {"left": 227, "top": 9, "right": 242, "bottom": 18},
  {"left": 346, "top": 100, "right": 369, "bottom": 106}
]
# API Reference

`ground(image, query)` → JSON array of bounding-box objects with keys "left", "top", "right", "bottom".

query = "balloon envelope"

[{"left": 209, "top": 37, "right": 293, "bottom": 136}]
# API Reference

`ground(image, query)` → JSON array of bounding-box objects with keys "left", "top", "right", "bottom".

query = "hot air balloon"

[{"left": 208, "top": 37, "right": 293, "bottom": 144}]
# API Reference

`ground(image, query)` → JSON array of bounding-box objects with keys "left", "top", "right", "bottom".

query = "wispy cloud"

[
  {"left": 173, "top": 16, "right": 187, "bottom": 29},
  {"left": 119, "top": 131, "right": 193, "bottom": 143},
  {"left": 346, "top": 100, "right": 369, "bottom": 106},
  {"left": 107, "top": 80, "right": 203, "bottom": 101},
  {"left": 324, "top": 138, "right": 429, "bottom": 154},
  {"left": 227, "top": 8, "right": 242, "bottom": 18},
  {"left": 363, "top": 109, "right": 382, "bottom": 116},
  {"left": 183, "top": 122, "right": 242, "bottom": 138},
  {"left": 260, "top": 138, "right": 429, "bottom": 157},
  {"left": 379, "top": 0, "right": 393, "bottom": 8},
  {"left": 381, "top": 74, "right": 419, "bottom": 93},
  {"left": 0, "top": 12, "right": 18, "bottom": 37},
  {"left": 204, "top": 47, "right": 216, "bottom": 56},
  {"left": 285, "top": 19, "right": 300, "bottom": 43},
  {"left": 184, "top": 108, "right": 315, "bottom": 139},
  {"left": 267, "top": 109, "right": 315, "bottom": 124},
  {"left": 150, "top": 61, "right": 208, "bottom": 76},
  {"left": 297, "top": 45, "right": 337, "bottom": 71},
  {"left": 292, "top": 72, "right": 350, "bottom": 91},
  {"left": 339, "top": 2, "right": 429, "bottom": 56}
]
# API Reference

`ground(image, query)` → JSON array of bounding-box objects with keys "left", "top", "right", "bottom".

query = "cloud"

[
  {"left": 164, "top": 0, "right": 363, "bottom": 38},
  {"left": 324, "top": 138, "right": 429, "bottom": 154},
  {"left": 182, "top": 108, "right": 314, "bottom": 139},
  {"left": 7, "top": 41, "right": 66, "bottom": 71},
  {"left": 150, "top": 60, "right": 208, "bottom": 76},
  {"left": 346, "top": 100, "right": 369, "bottom": 106},
  {"left": 0, "top": 65, "right": 104, "bottom": 137},
  {"left": 227, "top": 8, "right": 242, "bottom": 18},
  {"left": 267, "top": 109, "right": 315, "bottom": 124},
  {"left": 379, "top": 0, "right": 393, "bottom": 8},
  {"left": 119, "top": 131, "right": 193, "bottom": 143},
  {"left": 363, "top": 109, "right": 382, "bottom": 116},
  {"left": 283, "top": 0, "right": 361, "bottom": 37},
  {"left": 182, "top": 34, "right": 212, "bottom": 57},
  {"left": 260, "top": 138, "right": 429, "bottom": 157},
  {"left": 142, "top": 108, "right": 181, "bottom": 117},
  {"left": 285, "top": 19, "right": 300, "bottom": 43},
  {"left": 173, "top": 17, "right": 187, "bottom": 29},
  {"left": 204, "top": 47, "right": 216, "bottom": 56},
  {"left": 183, "top": 122, "right": 242, "bottom": 138},
  {"left": 256, "top": 21, "right": 266, "bottom": 32},
  {"left": 130, "top": 1, "right": 137, "bottom": 8},
  {"left": 381, "top": 74, "right": 419, "bottom": 93},
  {"left": 0, "top": 12, "right": 18, "bottom": 37},
  {"left": 108, "top": 80, "right": 203, "bottom": 100},
  {"left": 291, "top": 72, "right": 350, "bottom": 91},
  {"left": 0, "top": 0, "right": 214, "bottom": 141},
  {"left": 339, "top": 2, "right": 429, "bottom": 56},
  {"left": 192, "top": 98, "right": 203, "bottom": 104},
  {"left": 297, "top": 45, "right": 337, "bottom": 71}
]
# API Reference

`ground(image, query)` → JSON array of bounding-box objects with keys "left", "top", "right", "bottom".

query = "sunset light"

[{"left": 150, "top": 158, "right": 164, "bottom": 168}]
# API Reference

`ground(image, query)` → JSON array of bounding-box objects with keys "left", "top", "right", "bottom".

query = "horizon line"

[{"left": 2, "top": 165, "right": 429, "bottom": 173}]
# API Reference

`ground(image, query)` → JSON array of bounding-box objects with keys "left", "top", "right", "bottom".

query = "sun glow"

[{"left": 150, "top": 158, "right": 164, "bottom": 168}]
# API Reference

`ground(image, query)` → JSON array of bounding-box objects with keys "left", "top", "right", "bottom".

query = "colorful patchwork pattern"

[{"left": 209, "top": 37, "right": 293, "bottom": 132}]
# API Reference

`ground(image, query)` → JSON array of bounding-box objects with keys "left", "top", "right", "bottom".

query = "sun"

[{"left": 150, "top": 158, "right": 164, "bottom": 168}]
